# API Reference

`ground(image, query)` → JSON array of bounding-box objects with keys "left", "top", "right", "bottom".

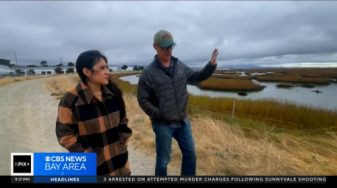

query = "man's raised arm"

[{"left": 183, "top": 48, "right": 219, "bottom": 82}]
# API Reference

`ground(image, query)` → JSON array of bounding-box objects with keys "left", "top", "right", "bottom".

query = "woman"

[{"left": 55, "top": 50, "right": 132, "bottom": 176}]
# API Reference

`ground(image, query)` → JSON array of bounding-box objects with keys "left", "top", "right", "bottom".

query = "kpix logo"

[
  {"left": 14, "top": 156, "right": 31, "bottom": 173},
  {"left": 45, "top": 156, "right": 50, "bottom": 162},
  {"left": 11, "top": 153, "right": 34, "bottom": 176}
]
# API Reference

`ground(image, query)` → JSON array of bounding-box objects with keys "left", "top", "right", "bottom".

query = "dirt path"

[{"left": 0, "top": 77, "right": 155, "bottom": 175}]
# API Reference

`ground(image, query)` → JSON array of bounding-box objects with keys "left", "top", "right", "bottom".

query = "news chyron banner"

[
  {"left": 11, "top": 152, "right": 97, "bottom": 183},
  {"left": 10, "top": 152, "right": 329, "bottom": 184}
]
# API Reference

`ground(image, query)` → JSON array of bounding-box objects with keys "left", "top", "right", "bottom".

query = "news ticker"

[{"left": 9, "top": 176, "right": 330, "bottom": 184}]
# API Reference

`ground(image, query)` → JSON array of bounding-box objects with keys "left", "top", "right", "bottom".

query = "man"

[{"left": 137, "top": 29, "right": 218, "bottom": 176}]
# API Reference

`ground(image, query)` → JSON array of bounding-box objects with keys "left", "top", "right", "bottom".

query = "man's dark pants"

[{"left": 152, "top": 118, "right": 196, "bottom": 176}]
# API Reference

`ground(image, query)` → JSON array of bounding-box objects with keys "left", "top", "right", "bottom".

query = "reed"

[
  {"left": 236, "top": 68, "right": 337, "bottom": 78},
  {"left": 276, "top": 83, "right": 295, "bottom": 88},
  {"left": 188, "top": 94, "right": 337, "bottom": 133},
  {"left": 273, "top": 68, "right": 337, "bottom": 78},
  {"left": 197, "top": 77, "right": 265, "bottom": 92},
  {"left": 255, "top": 75, "right": 330, "bottom": 84},
  {"left": 212, "top": 74, "right": 253, "bottom": 80},
  {"left": 110, "top": 73, "right": 138, "bottom": 94},
  {"left": 212, "top": 68, "right": 337, "bottom": 84}
]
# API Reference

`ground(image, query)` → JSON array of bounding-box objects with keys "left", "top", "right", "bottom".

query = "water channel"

[{"left": 120, "top": 75, "right": 337, "bottom": 111}]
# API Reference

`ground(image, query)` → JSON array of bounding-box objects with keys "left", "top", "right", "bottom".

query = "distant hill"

[
  {"left": 191, "top": 64, "right": 284, "bottom": 70},
  {"left": 219, "top": 64, "right": 263, "bottom": 69}
]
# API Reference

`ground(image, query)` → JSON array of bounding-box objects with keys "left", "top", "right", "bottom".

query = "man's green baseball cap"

[{"left": 153, "top": 30, "right": 176, "bottom": 48}]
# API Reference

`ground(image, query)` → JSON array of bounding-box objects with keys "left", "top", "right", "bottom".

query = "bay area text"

[{"left": 45, "top": 156, "right": 87, "bottom": 171}]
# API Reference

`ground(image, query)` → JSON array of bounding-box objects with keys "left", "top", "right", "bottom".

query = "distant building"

[
  {"left": 126, "top": 66, "right": 134, "bottom": 71},
  {"left": 8, "top": 65, "right": 122, "bottom": 75},
  {"left": 249, "top": 72, "right": 274, "bottom": 76},
  {"left": 0, "top": 65, "right": 10, "bottom": 75},
  {"left": 9, "top": 66, "right": 76, "bottom": 75},
  {"left": 235, "top": 71, "right": 248, "bottom": 76},
  {"left": 250, "top": 72, "right": 266, "bottom": 76},
  {"left": 109, "top": 66, "right": 120, "bottom": 72}
]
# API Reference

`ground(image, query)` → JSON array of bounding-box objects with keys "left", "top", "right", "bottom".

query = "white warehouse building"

[
  {"left": 9, "top": 65, "right": 122, "bottom": 75},
  {"left": 0, "top": 65, "right": 11, "bottom": 75},
  {"left": 9, "top": 66, "right": 77, "bottom": 75}
]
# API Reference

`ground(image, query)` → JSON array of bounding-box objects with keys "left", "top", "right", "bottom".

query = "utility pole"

[
  {"left": 14, "top": 51, "right": 18, "bottom": 66},
  {"left": 60, "top": 57, "right": 63, "bottom": 64}
]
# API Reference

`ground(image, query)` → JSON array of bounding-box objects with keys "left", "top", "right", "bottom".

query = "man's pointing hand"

[{"left": 211, "top": 48, "right": 219, "bottom": 65}]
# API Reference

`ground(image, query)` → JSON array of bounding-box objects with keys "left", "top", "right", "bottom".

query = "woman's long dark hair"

[{"left": 75, "top": 50, "right": 126, "bottom": 121}]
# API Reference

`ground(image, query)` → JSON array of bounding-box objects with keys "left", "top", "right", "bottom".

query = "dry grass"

[
  {"left": 44, "top": 74, "right": 337, "bottom": 175},
  {"left": 46, "top": 72, "right": 139, "bottom": 99},
  {"left": 125, "top": 93, "right": 337, "bottom": 175},
  {"left": 212, "top": 74, "right": 253, "bottom": 80},
  {"left": 44, "top": 74, "right": 79, "bottom": 99},
  {"left": 262, "top": 68, "right": 337, "bottom": 79},
  {"left": 254, "top": 75, "right": 330, "bottom": 84},
  {"left": 109, "top": 72, "right": 139, "bottom": 93},
  {"left": 213, "top": 68, "right": 337, "bottom": 84},
  {"left": 0, "top": 74, "right": 56, "bottom": 87},
  {"left": 237, "top": 68, "right": 337, "bottom": 78},
  {"left": 196, "top": 77, "right": 265, "bottom": 92},
  {"left": 213, "top": 70, "right": 235, "bottom": 74}
]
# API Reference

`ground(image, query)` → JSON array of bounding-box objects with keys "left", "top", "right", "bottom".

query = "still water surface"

[{"left": 120, "top": 75, "right": 337, "bottom": 111}]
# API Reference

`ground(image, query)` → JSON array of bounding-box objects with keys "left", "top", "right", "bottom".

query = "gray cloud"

[{"left": 0, "top": 1, "right": 337, "bottom": 67}]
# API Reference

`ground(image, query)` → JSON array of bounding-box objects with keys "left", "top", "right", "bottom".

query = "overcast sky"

[{"left": 1, "top": 1, "right": 337, "bottom": 67}]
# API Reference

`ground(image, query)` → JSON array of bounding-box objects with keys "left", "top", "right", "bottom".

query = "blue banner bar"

[
  {"left": 33, "top": 153, "right": 97, "bottom": 176},
  {"left": 34, "top": 176, "right": 97, "bottom": 183}
]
